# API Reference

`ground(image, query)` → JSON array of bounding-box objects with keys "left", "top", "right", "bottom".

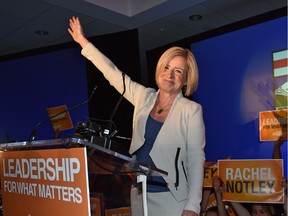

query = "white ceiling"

[{"left": 0, "top": 0, "right": 286, "bottom": 64}]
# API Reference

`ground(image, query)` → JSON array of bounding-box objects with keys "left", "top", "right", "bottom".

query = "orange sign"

[
  {"left": 203, "top": 161, "right": 218, "bottom": 187},
  {"left": 90, "top": 194, "right": 102, "bottom": 216},
  {"left": 0, "top": 147, "right": 90, "bottom": 216},
  {"left": 105, "top": 207, "right": 131, "bottom": 216},
  {"left": 206, "top": 193, "right": 217, "bottom": 210},
  {"left": 203, "top": 157, "right": 231, "bottom": 187},
  {"left": 46, "top": 105, "right": 73, "bottom": 132},
  {"left": 218, "top": 159, "right": 284, "bottom": 203},
  {"left": 259, "top": 109, "right": 288, "bottom": 141}
]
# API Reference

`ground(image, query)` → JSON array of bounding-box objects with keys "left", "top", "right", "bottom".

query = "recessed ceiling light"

[
  {"left": 35, "top": 30, "right": 49, "bottom": 36},
  {"left": 189, "top": 15, "right": 202, "bottom": 21}
]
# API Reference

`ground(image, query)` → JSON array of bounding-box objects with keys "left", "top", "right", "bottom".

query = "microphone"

[{"left": 28, "top": 85, "right": 98, "bottom": 142}]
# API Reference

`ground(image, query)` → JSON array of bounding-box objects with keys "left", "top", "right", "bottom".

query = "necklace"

[
  {"left": 157, "top": 108, "right": 165, "bottom": 114},
  {"left": 156, "top": 99, "right": 173, "bottom": 114}
]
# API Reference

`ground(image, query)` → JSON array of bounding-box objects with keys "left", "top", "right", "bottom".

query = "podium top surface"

[
  {"left": 0, "top": 137, "right": 132, "bottom": 160},
  {"left": 0, "top": 137, "right": 168, "bottom": 177}
]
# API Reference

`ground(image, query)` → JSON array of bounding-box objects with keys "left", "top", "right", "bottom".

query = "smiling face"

[
  {"left": 155, "top": 46, "right": 199, "bottom": 97},
  {"left": 156, "top": 55, "right": 187, "bottom": 95}
]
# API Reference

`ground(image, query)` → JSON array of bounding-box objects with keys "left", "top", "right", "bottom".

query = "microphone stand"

[{"left": 104, "top": 73, "right": 126, "bottom": 148}]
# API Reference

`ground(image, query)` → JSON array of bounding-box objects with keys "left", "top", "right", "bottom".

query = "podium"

[{"left": 0, "top": 137, "right": 167, "bottom": 216}]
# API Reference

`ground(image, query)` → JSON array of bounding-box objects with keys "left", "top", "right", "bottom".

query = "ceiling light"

[
  {"left": 189, "top": 15, "right": 202, "bottom": 21},
  {"left": 35, "top": 30, "right": 49, "bottom": 36}
]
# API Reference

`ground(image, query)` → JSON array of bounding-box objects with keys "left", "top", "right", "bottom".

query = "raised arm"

[
  {"left": 230, "top": 202, "right": 250, "bottom": 216},
  {"left": 200, "top": 188, "right": 211, "bottom": 215},
  {"left": 272, "top": 134, "right": 286, "bottom": 159},
  {"left": 213, "top": 176, "right": 228, "bottom": 216}
]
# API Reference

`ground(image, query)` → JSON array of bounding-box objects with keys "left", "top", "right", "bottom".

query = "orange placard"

[
  {"left": 46, "top": 105, "right": 73, "bottom": 132},
  {"left": 218, "top": 159, "right": 284, "bottom": 203},
  {"left": 0, "top": 147, "right": 90, "bottom": 216},
  {"left": 105, "top": 207, "right": 131, "bottom": 216},
  {"left": 259, "top": 109, "right": 288, "bottom": 141},
  {"left": 203, "top": 161, "right": 218, "bottom": 187},
  {"left": 203, "top": 157, "right": 231, "bottom": 187},
  {"left": 206, "top": 193, "right": 217, "bottom": 210},
  {"left": 90, "top": 194, "right": 103, "bottom": 216}
]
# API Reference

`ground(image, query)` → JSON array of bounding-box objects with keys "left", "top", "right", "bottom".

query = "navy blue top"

[{"left": 135, "top": 115, "right": 169, "bottom": 192}]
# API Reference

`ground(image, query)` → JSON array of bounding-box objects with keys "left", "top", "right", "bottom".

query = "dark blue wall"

[{"left": 0, "top": 47, "right": 87, "bottom": 141}]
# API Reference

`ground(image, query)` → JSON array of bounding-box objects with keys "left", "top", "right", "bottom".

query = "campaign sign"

[
  {"left": 0, "top": 147, "right": 90, "bottom": 216},
  {"left": 203, "top": 157, "right": 231, "bottom": 187},
  {"left": 203, "top": 161, "right": 218, "bottom": 187},
  {"left": 46, "top": 105, "right": 73, "bottom": 132},
  {"left": 105, "top": 207, "right": 131, "bottom": 216},
  {"left": 90, "top": 193, "right": 103, "bottom": 216},
  {"left": 259, "top": 109, "right": 288, "bottom": 141},
  {"left": 218, "top": 159, "right": 284, "bottom": 203}
]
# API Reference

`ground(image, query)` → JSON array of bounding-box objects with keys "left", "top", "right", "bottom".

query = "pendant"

[{"left": 157, "top": 108, "right": 163, "bottom": 114}]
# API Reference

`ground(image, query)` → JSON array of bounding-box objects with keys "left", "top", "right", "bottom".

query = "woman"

[{"left": 68, "top": 16, "right": 206, "bottom": 216}]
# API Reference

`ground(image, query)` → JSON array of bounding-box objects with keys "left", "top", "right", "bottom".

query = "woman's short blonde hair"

[{"left": 155, "top": 46, "right": 199, "bottom": 96}]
